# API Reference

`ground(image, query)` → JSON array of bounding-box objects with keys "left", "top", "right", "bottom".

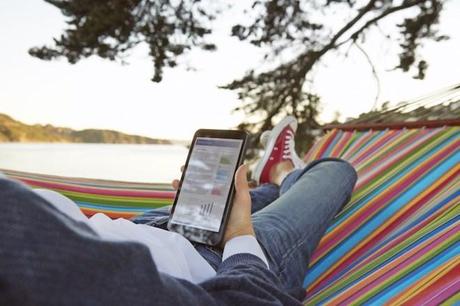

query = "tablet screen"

[{"left": 170, "top": 137, "right": 243, "bottom": 232}]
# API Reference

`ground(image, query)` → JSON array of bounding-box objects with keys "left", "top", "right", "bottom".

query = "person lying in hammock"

[{"left": 0, "top": 116, "right": 357, "bottom": 306}]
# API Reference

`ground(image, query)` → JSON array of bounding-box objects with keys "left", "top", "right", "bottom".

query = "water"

[{"left": 0, "top": 143, "right": 189, "bottom": 183}]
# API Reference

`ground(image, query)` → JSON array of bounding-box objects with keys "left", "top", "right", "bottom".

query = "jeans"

[{"left": 133, "top": 158, "right": 357, "bottom": 289}]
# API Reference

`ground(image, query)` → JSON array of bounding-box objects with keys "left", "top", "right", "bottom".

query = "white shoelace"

[
  {"left": 282, "top": 130, "right": 295, "bottom": 159},
  {"left": 264, "top": 128, "right": 304, "bottom": 168}
]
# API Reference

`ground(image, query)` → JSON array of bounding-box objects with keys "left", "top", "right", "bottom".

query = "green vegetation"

[
  {"left": 29, "top": 0, "right": 448, "bottom": 158},
  {"left": 0, "top": 113, "right": 171, "bottom": 144}
]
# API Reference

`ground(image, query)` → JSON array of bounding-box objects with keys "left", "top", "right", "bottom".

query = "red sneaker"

[{"left": 252, "top": 116, "right": 302, "bottom": 185}]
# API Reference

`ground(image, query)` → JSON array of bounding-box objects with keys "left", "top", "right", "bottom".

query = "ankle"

[{"left": 269, "top": 160, "right": 295, "bottom": 186}]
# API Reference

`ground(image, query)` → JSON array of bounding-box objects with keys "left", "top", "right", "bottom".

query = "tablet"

[{"left": 168, "top": 129, "right": 248, "bottom": 245}]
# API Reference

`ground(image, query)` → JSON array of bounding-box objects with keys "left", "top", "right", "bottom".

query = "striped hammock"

[
  {"left": 4, "top": 171, "right": 175, "bottom": 219},
  {"left": 3, "top": 123, "right": 459, "bottom": 305},
  {"left": 303, "top": 124, "right": 459, "bottom": 305}
]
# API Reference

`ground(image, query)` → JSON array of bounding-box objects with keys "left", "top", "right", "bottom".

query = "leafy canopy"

[{"left": 30, "top": 0, "right": 447, "bottom": 154}]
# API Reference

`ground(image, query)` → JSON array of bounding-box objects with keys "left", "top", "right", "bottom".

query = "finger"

[
  {"left": 234, "top": 164, "right": 249, "bottom": 193},
  {"left": 171, "top": 179, "right": 180, "bottom": 190},
  {"left": 233, "top": 165, "right": 251, "bottom": 213}
]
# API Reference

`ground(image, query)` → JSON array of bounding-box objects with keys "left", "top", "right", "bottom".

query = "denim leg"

[
  {"left": 249, "top": 183, "right": 280, "bottom": 213},
  {"left": 131, "top": 183, "right": 280, "bottom": 269},
  {"left": 252, "top": 158, "right": 357, "bottom": 289},
  {"left": 131, "top": 182, "right": 279, "bottom": 231},
  {"left": 138, "top": 175, "right": 275, "bottom": 269},
  {"left": 132, "top": 182, "right": 279, "bottom": 226},
  {"left": 131, "top": 205, "right": 171, "bottom": 228}
]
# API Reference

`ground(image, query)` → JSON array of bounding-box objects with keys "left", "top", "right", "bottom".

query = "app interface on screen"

[{"left": 170, "top": 137, "right": 243, "bottom": 232}]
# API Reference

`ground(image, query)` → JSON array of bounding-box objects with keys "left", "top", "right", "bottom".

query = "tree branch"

[
  {"left": 354, "top": 42, "right": 381, "bottom": 110},
  {"left": 322, "top": 0, "right": 378, "bottom": 52},
  {"left": 295, "top": 0, "right": 379, "bottom": 74},
  {"left": 292, "top": 0, "right": 426, "bottom": 103},
  {"left": 344, "top": 0, "right": 426, "bottom": 45}
]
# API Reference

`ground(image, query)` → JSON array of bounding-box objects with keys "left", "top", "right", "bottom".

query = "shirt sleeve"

[{"left": 222, "top": 235, "right": 269, "bottom": 269}]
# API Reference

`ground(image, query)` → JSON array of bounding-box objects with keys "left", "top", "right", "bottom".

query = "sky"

[{"left": 0, "top": 1, "right": 459, "bottom": 141}]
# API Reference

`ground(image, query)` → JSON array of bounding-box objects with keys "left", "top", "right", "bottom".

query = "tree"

[{"left": 30, "top": 0, "right": 448, "bottom": 155}]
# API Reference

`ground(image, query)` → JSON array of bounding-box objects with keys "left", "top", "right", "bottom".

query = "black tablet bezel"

[{"left": 167, "top": 129, "right": 248, "bottom": 246}]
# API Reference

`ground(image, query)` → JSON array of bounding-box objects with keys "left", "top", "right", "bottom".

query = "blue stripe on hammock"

[
  {"left": 309, "top": 140, "right": 457, "bottom": 281},
  {"left": 75, "top": 201, "right": 159, "bottom": 213},
  {"left": 367, "top": 243, "right": 459, "bottom": 304},
  {"left": 303, "top": 152, "right": 459, "bottom": 288},
  {"left": 325, "top": 132, "right": 457, "bottom": 234},
  {"left": 307, "top": 217, "right": 458, "bottom": 299}
]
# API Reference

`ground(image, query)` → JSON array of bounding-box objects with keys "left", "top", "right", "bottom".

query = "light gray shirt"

[{"left": 34, "top": 188, "right": 268, "bottom": 284}]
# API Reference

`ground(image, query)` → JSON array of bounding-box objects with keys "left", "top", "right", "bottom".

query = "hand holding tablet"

[{"left": 168, "top": 129, "right": 248, "bottom": 246}]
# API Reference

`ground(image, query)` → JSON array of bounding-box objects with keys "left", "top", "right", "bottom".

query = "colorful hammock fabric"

[
  {"left": 3, "top": 123, "right": 459, "bottom": 305},
  {"left": 303, "top": 124, "right": 459, "bottom": 305},
  {"left": 2, "top": 170, "right": 175, "bottom": 219}
]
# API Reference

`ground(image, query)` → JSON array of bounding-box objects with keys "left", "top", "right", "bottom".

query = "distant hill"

[{"left": 0, "top": 113, "right": 171, "bottom": 144}]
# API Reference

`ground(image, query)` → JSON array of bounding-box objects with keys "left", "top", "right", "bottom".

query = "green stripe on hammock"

[
  {"left": 303, "top": 126, "right": 459, "bottom": 305},
  {"left": 4, "top": 125, "right": 459, "bottom": 304}
]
